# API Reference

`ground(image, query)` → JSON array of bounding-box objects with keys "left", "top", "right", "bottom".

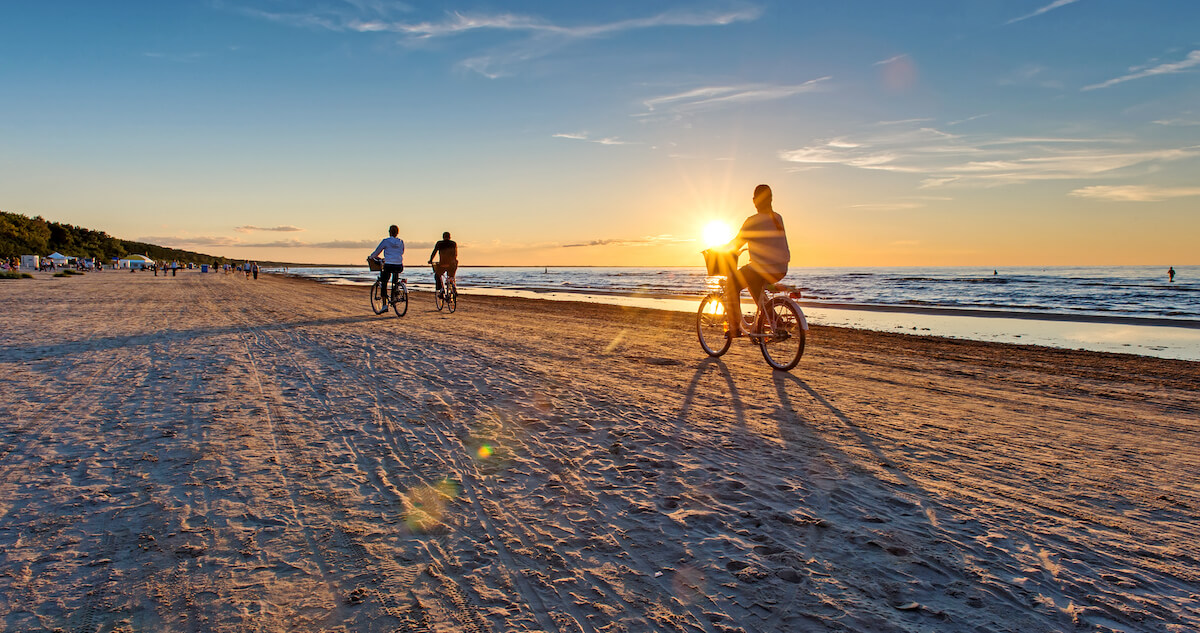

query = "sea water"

[{"left": 267, "top": 265, "right": 1200, "bottom": 360}]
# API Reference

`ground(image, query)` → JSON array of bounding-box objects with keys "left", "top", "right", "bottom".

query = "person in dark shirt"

[
  {"left": 720, "top": 184, "right": 790, "bottom": 338},
  {"left": 428, "top": 232, "right": 458, "bottom": 293}
]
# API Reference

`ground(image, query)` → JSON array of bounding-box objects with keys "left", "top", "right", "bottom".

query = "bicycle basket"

[
  {"left": 702, "top": 249, "right": 737, "bottom": 276},
  {"left": 367, "top": 257, "right": 382, "bottom": 272}
]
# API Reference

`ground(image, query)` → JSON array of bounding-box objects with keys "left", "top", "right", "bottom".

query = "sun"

[{"left": 701, "top": 219, "right": 735, "bottom": 249}]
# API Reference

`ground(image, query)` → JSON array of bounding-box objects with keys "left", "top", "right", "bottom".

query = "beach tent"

[
  {"left": 46, "top": 252, "right": 69, "bottom": 264},
  {"left": 118, "top": 254, "right": 154, "bottom": 270}
]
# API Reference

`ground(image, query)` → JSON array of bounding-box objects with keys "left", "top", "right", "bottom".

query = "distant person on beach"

[
  {"left": 428, "top": 232, "right": 458, "bottom": 293},
  {"left": 252, "top": 262, "right": 259, "bottom": 280},
  {"left": 718, "top": 184, "right": 790, "bottom": 338},
  {"left": 369, "top": 225, "right": 406, "bottom": 306},
  {"left": 1168, "top": 266, "right": 1175, "bottom": 283}
]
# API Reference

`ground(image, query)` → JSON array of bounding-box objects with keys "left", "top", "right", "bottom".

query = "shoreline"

[
  {"left": 272, "top": 268, "right": 1200, "bottom": 327},
  {"left": 283, "top": 272, "right": 1200, "bottom": 361}
]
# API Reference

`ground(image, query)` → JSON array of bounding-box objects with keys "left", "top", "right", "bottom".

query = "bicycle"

[
  {"left": 432, "top": 265, "right": 458, "bottom": 313},
  {"left": 368, "top": 258, "right": 408, "bottom": 317},
  {"left": 696, "top": 249, "right": 808, "bottom": 371}
]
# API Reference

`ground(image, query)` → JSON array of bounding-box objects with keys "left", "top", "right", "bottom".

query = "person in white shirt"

[{"left": 369, "top": 225, "right": 406, "bottom": 305}]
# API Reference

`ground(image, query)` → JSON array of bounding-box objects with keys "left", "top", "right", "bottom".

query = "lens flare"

[
  {"left": 402, "top": 478, "right": 462, "bottom": 533},
  {"left": 477, "top": 444, "right": 494, "bottom": 459},
  {"left": 701, "top": 220, "right": 735, "bottom": 249}
]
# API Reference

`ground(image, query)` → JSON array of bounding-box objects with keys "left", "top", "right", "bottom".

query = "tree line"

[{"left": 1, "top": 210, "right": 247, "bottom": 265}]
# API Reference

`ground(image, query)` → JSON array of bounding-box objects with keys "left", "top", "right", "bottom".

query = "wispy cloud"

[
  {"left": 1153, "top": 117, "right": 1200, "bottom": 127},
  {"left": 242, "top": 239, "right": 378, "bottom": 249},
  {"left": 1006, "top": 0, "right": 1082, "bottom": 25},
  {"left": 139, "top": 235, "right": 377, "bottom": 249},
  {"left": 553, "top": 132, "right": 635, "bottom": 145},
  {"left": 561, "top": 235, "right": 692, "bottom": 248},
  {"left": 948, "top": 113, "right": 992, "bottom": 126},
  {"left": 235, "top": 4, "right": 761, "bottom": 77},
  {"left": 234, "top": 225, "right": 304, "bottom": 233},
  {"left": 778, "top": 121, "right": 1200, "bottom": 188},
  {"left": 642, "top": 77, "right": 830, "bottom": 112},
  {"left": 138, "top": 235, "right": 243, "bottom": 248},
  {"left": 1068, "top": 185, "right": 1200, "bottom": 202},
  {"left": 292, "top": 6, "right": 764, "bottom": 38},
  {"left": 873, "top": 54, "right": 909, "bottom": 67},
  {"left": 1083, "top": 50, "right": 1200, "bottom": 91}
]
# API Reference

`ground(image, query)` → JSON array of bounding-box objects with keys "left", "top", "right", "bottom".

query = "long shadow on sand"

[
  {"left": 676, "top": 357, "right": 747, "bottom": 428},
  {"left": 767, "top": 371, "right": 1072, "bottom": 631},
  {"left": 771, "top": 371, "right": 948, "bottom": 526}
]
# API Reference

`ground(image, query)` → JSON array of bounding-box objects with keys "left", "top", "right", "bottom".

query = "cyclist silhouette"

[
  {"left": 719, "top": 184, "right": 790, "bottom": 338},
  {"left": 428, "top": 232, "right": 458, "bottom": 293},
  {"left": 369, "top": 225, "right": 405, "bottom": 306}
]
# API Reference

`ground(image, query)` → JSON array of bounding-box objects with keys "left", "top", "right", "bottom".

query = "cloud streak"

[
  {"left": 234, "top": 225, "right": 304, "bottom": 233},
  {"left": 561, "top": 235, "right": 692, "bottom": 248},
  {"left": 236, "top": 4, "right": 759, "bottom": 47},
  {"left": 778, "top": 122, "right": 1200, "bottom": 188},
  {"left": 235, "top": 4, "right": 762, "bottom": 77},
  {"left": 1006, "top": 0, "right": 1082, "bottom": 25},
  {"left": 1069, "top": 185, "right": 1200, "bottom": 202},
  {"left": 642, "top": 77, "right": 830, "bottom": 113},
  {"left": 331, "top": 7, "right": 762, "bottom": 38},
  {"left": 1083, "top": 50, "right": 1200, "bottom": 91},
  {"left": 138, "top": 235, "right": 377, "bottom": 249},
  {"left": 552, "top": 132, "right": 635, "bottom": 145}
]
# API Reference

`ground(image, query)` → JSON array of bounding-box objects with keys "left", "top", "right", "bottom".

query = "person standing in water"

[{"left": 1168, "top": 266, "right": 1175, "bottom": 283}]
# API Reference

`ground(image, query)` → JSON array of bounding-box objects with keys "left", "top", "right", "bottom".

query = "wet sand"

[{"left": 1, "top": 270, "right": 1197, "bottom": 632}]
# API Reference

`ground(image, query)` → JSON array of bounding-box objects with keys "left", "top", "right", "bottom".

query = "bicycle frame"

[
  {"left": 713, "top": 277, "right": 809, "bottom": 336},
  {"left": 696, "top": 249, "right": 807, "bottom": 370},
  {"left": 432, "top": 265, "right": 458, "bottom": 312}
]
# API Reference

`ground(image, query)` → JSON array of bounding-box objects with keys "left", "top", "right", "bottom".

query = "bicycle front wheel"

[
  {"left": 758, "top": 298, "right": 805, "bottom": 371},
  {"left": 446, "top": 283, "right": 457, "bottom": 313},
  {"left": 434, "top": 286, "right": 445, "bottom": 311},
  {"left": 370, "top": 281, "right": 385, "bottom": 314},
  {"left": 392, "top": 282, "right": 409, "bottom": 317},
  {"left": 696, "top": 293, "right": 732, "bottom": 357}
]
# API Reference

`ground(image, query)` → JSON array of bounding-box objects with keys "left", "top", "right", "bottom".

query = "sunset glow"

[
  {"left": 1, "top": 3, "right": 1197, "bottom": 266},
  {"left": 701, "top": 220, "right": 736, "bottom": 250}
]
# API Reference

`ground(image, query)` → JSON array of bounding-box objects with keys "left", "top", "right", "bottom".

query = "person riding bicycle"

[
  {"left": 369, "top": 225, "right": 405, "bottom": 306},
  {"left": 427, "top": 231, "right": 458, "bottom": 294},
  {"left": 718, "top": 184, "right": 790, "bottom": 338}
]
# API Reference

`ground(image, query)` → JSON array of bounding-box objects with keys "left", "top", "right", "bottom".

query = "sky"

[{"left": 1, "top": 1, "right": 1198, "bottom": 266}]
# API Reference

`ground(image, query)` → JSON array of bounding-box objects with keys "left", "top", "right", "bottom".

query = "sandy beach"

[{"left": 1, "top": 270, "right": 1197, "bottom": 632}]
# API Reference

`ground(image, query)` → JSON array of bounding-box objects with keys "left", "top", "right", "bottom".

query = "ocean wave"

[{"left": 269, "top": 265, "right": 1198, "bottom": 322}]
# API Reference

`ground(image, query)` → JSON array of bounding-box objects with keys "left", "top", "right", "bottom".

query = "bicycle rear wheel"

[
  {"left": 370, "top": 281, "right": 386, "bottom": 314},
  {"left": 446, "top": 283, "right": 457, "bottom": 313},
  {"left": 696, "top": 293, "right": 732, "bottom": 357},
  {"left": 392, "top": 282, "right": 409, "bottom": 317},
  {"left": 757, "top": 297, "right": 805, "bottom": 371}
]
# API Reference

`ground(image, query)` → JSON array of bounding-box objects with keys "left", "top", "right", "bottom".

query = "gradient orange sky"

[{"left": 2, "top": 2, "right": 1198, "bottom": 266}]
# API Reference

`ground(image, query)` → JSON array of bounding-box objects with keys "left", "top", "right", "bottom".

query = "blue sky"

[{"left": 1, "top": 1, "right": 1197, "bottom": 265}]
